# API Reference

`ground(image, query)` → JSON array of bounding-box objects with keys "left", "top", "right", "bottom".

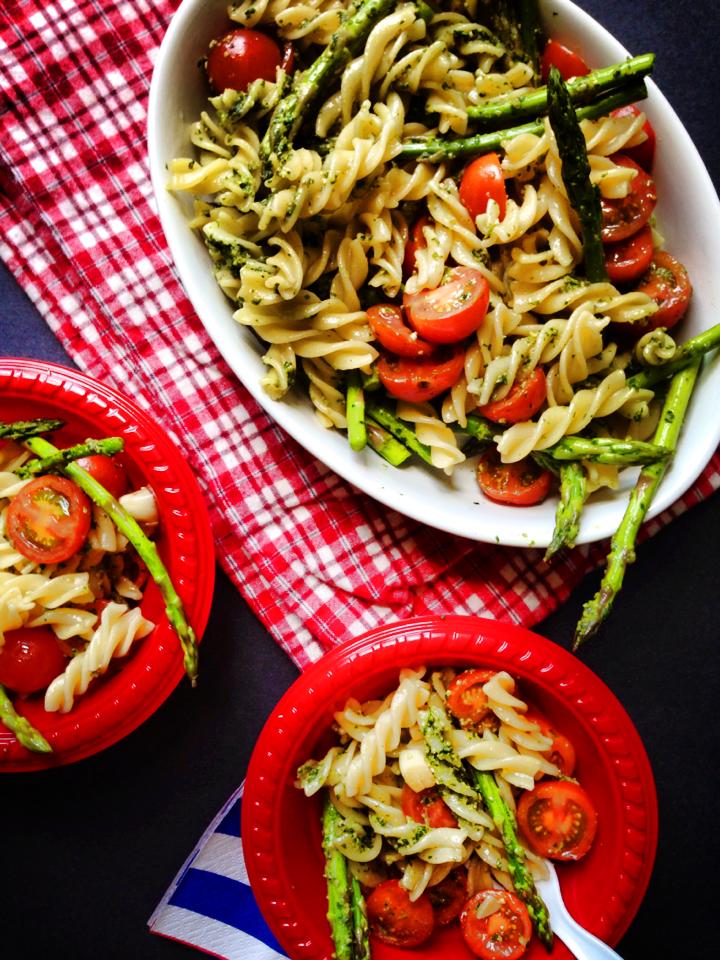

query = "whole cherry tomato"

[
  {"left": 74, "top": 454, "right": 129, "bottom": 500},
  {"left": 0, "top": 626, "right": 67, "bottom": 694},
  {"left": 206, "top": 29, "right": 284, "bottom": 93},
  {"left": 459, "top": 153, "right": 508, "bottom": 221}
]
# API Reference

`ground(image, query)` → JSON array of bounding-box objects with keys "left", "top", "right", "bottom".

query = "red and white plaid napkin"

[{"left": 1, "top": 0, "right": 718, "bottom": 670}]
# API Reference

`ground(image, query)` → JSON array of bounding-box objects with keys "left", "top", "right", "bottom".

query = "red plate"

[
  {"left": 0, "top": 359, "right": 215, "bottom": 771},
  {"left": 243, "top": 616, "right": 657, "bottom": 959}
]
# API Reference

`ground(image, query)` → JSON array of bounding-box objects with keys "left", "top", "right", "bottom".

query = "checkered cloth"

[{"left": 1, "top": 0, "right": 719, "bottom": 672}]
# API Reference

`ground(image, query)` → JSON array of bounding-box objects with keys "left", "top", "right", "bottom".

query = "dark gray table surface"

[{"left": 2, "top": 1, "right": 719, "bottom": 958}]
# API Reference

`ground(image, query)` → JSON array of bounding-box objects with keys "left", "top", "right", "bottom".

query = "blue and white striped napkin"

[{"left": 148, "top": 784, "right": 288, "bottom": 960}]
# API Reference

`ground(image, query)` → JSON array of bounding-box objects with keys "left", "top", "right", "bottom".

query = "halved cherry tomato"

[
  {"left": 540, "top": 40, "right": 590, "bottom": 82},
  {"left": 427, "top": 869, "right": 468, "bottom": 926},
  {"left": 459, "top": 153, "right": 508, "bottom": 221},
  {"left": 525, "top": 709, "right": 576, "bottom": 777},
  {"left": 0, "top": 626, "right": 67, "bottom": 694},
  {"left": 404, "top": 267, "right": 490, "bottom": 344},
  {"left": 401, "top": 784, "right": 459, "bottom": 829},
  {"left": 461, "top": 889, "right": 532, "bottom": 960},
  {"left": 604, "top": 224, "right": 654, "bottom": 285},
  {"left": 446, "top": 669, "right": 497, "bottom": 727},
  {"left": 206, "top": 29, "right": 283, "bottom": 93},
  {"left": 75, "top": 454, "right": 129, "bottom": 500},
  {"left": 636, "top": 251, "right": 692, "bottom": 331},
  {"left": 517, "top": 780, "right": 598, "bottom": 861},
  {"left": 377, "top": 343, "right": 465, "bottom": 403},
  {"left": 366, "top": 879, "right": 435, "bottom": 948},
  {"left": 610, "top": 104, "right": 656, "bottom": 171},
  {"left": 477, "top": 368, "right": 547, "bottom": 425},
  {"left": 366, "top": 303, "right": 436, "bottom": 358},
  {"left": 6, "top": 475, "right": 92, "bottom": 564},
  {"left": 476, "top": 449, "right": 552, "bottom": 507},
  {"left": 403, "top": 214, "right": 431, "bottom": 279},
  {"left": 600, "top": 154, "right": 657, "bottom": 243}
]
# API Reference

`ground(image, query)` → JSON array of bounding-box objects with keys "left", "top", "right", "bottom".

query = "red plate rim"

[
  {"left": 243, "top": 615, "right": 658, "bottom": 959},
  {"left": 0, "top": 358, "right": 216, "bottom": 772}
]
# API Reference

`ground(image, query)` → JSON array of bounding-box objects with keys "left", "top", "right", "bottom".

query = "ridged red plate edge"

[
  {"left": 243, "top": 616, "right": 657, "bottom": 959},
  {"left": 0, "top": 359, "right": 215, "bottom": 771}
]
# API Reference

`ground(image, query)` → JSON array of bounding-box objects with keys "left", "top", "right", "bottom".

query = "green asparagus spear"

[
  {"left": 346, "top": 372, "right": 367, "bottom": 453},
  {"left": 464, "top": 414, "right": 496, "bottom": 445},
  {"left": 470, "top": 767, "right": 553, "bottom": 949},
  {"left": 24, "top": 436, "right": 199, "bottom": 684},
  {"left": 574, "top": 360, "right": 701, "bottom": 647},
  {"left": 366, "top": 400, "right": 433, "bottom": 465},
  {"left": 349, "top": 873, "right": 370, "bottom": 960},
  {"left": 322, "top": 796, "right": 365, "bottom": 960},
  {"left": 260, "top": 0, "right": 398, "bottom": 176},
  {"left": 366, "top": 421, "right": 412, "bottom": 466},
  {"left": 544, "top": 461, "right": 587, "bottom": 559},
  {"left": 17, "top": 437, "right": 124, "bottom": 477},
  {"left": 398, "top": 79, "right": 647, "bottom": 160},
  {"left": 546, "top": 66, "right": 607, "bottom": 282},
  {"left": 0, "top": 684, "right": 52, "bottom": 754},
  {"left": 546, "top": 436, "right": 670, "bottom": 465},
  {"left": 467, "top": 54, "right": 654, "bottom": 127},
  {"left": 628, "top": 322, "right": 720, "bottom": 391},
  {"left": 0, "top": 418, "right": 63, "bottom": 441}
]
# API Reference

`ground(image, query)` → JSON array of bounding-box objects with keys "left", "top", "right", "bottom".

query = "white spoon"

[{"left": 535, "top": 861, "right": 624, "bottom": 959}]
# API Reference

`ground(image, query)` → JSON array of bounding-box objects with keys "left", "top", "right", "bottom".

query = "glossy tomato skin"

[
  {"left": 6, "top": 475, "right": 92, "bottom": 564},
  {"left": 610, "top": 104, "right": 656, "bottom": 171},
  {"left": 0, "top": 627, "right": 67, "bottom": 694},
  {"left": 446, "top": 668, "right": 497, "bottom": 728},
  {"left": 604, "top": 224, "right": 654, "bottom": 285},
  {"left": 525, "top": 709, "right": 576, "bottom": 777},
  {"left": 478, "top": 368, "right": 547, "bottom": 425},
  {"left": 377, "top": 343, "right": 465, "bottom": 403},
  {"left": 518, "top": 780, "right": 598, "bottom": 861},
  {"left": 540, "top": 40, "right": 590, "bottom": 82},
  {"left": 600, "top": 154, "right": 657, "bottom": 243},
  {"left": 476, "top": 449, "right": 553, "bottom": 507},
  {"left": 636, "top": 251, "right": 692, "bottom": 331},
  {"left": 427, "top": 869, "right": 468, "bottom": 926},
  {"left": 401, "top": 784, "right": 458, "bottom": 828},
  {"left": 459, "top": 153, "right": 508, "bottom": 221},
  {"left": 403, "top": 214, "right": 431, "bottom": 279},
  {"left": 366, "top": 879, "right": 435, "bottom": 948},
  {"left": 461, "top": 889, "right": 533, "bottom": 960},
  {"left": 75, "top": 454, "right": 129, "bottom": 500},
  {"left": 206, "top": 29, "right": 283, "bottom": 93},
  {"left": 404, "top": 268, "right": 490, "bottom": 344},
  {"left": 366, "top": 303, "right": 435, "bottom": 358}
]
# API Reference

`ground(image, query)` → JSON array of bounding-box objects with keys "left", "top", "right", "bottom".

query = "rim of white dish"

[{"left": 147, "top": 0, "right": 720, "bottom": 548}]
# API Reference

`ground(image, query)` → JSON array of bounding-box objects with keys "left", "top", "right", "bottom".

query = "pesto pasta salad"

[
  {"left": 296, "top": 664, "right": 598, "bottom": 957},
  {"left": 167, "top": 0, "right": 716, "bottom": 589},
  {"left": 0, "top": 420, "right": 195, "bottom": 755}
]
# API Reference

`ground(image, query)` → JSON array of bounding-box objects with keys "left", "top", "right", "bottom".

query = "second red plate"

[{"left": 243, "top": 616, "right": 658, "bottom": 959}]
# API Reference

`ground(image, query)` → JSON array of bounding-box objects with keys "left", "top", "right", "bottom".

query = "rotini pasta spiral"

[
  {"left": 44, "top": 602, "right": 154, "bottom": 713},
  {"left": 170, "top": 0, "right": 694, "bottom": 539},
  {"left": 297, "top": 663, "right": 589, "bottom": 929}
]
